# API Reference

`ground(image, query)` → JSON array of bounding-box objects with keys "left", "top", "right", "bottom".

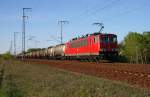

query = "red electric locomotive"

[{"left": 65, "top": 32, "right": 118, "bottom": 61}]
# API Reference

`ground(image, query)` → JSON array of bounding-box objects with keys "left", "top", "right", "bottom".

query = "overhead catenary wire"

[
  {"left": 70, "top": 0, "right": 122, "bottom": 34},
  {"left": 103, "top": 2, "right": 150, "bottom": 24},
  {"left": 77, "top": 0, "right": 122, "bottom": 20},
  {"left": 77, "top": 0, "right": 149, "bottom": 24},
  {"left": 87, "top": 0, "right": 121, "bottom": 17}
]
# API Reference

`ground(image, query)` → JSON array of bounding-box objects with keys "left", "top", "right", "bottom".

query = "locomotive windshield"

[
  {"left": 101, "top": 36, "right": 109, "bottom": 43},
  {"left": 100, "top": 35, "right": 117, "bottom": 43},
  {"left": 110, "top": 36, "right": 117, "bottom": 43}
]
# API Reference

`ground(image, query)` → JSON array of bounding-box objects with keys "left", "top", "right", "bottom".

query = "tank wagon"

[
  {"left": 53, "top": 44, "right": 65, "bottom": 59},
  {"left": 20, "top": 32, "right": 118, "bottom": 61},
  {"left": 47, "top": 46, "right": 54, "bottom": 58}
]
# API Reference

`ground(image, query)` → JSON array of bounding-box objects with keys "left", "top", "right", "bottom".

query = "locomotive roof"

[{"left": 71, "top": 32, "right": 116, "bottom": 41}]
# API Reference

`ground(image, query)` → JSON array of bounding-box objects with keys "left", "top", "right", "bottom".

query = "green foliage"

[
  {"left": 27, "top": 48, "right": 41, "bottom": 53},
  {"left": 2, "top": 74, "right": 24, "bottom": 97},
  {"left": 118, "top": 41, "right": 128, "bottom": 62},
  {"left": 120, "top": 32, "right": 150, "bottom": 64},
  {"left": 143, "top": 32, "right": 150, "bottom": 61},
  {"left": 0, "top": 89, "right": 4, "bottom": 97},
  {"left": 3, "top": 84, "right": 23, "bottom": 97},
  {"left": 1, "top": 52, "right": 13, "bottom": 60}
]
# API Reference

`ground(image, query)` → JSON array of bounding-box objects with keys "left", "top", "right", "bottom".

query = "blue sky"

[{"left": 0, "top": 0, "right": 150, "bottom": 54}]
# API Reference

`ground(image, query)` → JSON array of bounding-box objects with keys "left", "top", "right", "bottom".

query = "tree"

[
  {"left": 121, "top": 32, "right": 150, "bottom": 64},
  {"left": 27, "top": 48, "right": 41, "bottom": 53},
  {"left": 142, "top": 32, "right": 150, "bottom": 64}
]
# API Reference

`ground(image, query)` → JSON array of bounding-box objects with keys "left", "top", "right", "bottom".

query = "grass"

[{"left": 0, "top": 59, "right": 150, "bottom": 97}]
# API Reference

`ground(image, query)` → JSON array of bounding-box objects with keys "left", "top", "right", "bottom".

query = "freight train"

[{"left": 18, "top": 32, "right": 118, "bottom": 61}]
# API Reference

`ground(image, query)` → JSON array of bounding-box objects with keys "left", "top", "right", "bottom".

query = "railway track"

[{"left": 23, "top": 59, "right": 150, "bottom": 89}]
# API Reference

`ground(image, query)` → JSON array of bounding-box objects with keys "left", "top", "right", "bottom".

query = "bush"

[{"left": 1, "top": 52, "right": 13, "bottom": 60}]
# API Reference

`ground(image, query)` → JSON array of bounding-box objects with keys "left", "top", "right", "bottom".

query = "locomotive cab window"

[
  {"left": 113, "top": 36, "right": 117, "bottom": 43},
  {"left": 100, "top": 36, "right": 108, "bottom": 43},
  {"left": 110, "top": 36, "right": 117, "bottom": 43}
]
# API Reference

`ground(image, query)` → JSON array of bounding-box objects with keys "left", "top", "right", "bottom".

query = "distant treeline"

[{"left": 119, "top": 31, "right": 150, "bottom": 64}]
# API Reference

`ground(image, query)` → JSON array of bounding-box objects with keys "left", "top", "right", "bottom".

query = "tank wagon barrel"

[{"left": 53, "top": 44, "right": 65, "bottom": 59}]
